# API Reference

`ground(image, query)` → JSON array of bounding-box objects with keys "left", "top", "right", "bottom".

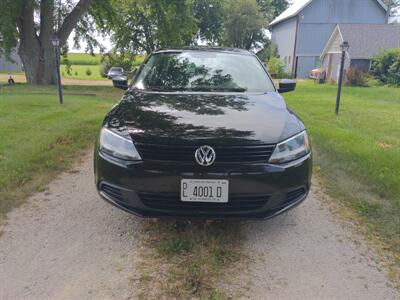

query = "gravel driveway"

[{"left": 1, "top": 153, "right": 399, "bottom": 300}]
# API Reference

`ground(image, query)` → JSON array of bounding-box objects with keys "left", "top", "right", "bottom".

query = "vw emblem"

[{"left": 195, "top": 145, "right": 216, "bottom": 166}]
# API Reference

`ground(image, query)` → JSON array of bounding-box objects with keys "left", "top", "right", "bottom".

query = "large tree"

[
  {"left": 104, "top": 0, "right": 288, "bottom": 54},
  {"left": 193, "top": 0, "right": 225, "bottom": 45},
  {"left": 222, "top": 0, "right": 267, "bottom": 49},
  {"left": 256, "top": 0, "right": 289, "bottom": 21},
  {"left": 0, "top": 0, "right": 108, "bottom": 84},
  {"left": 105, "top": 0, "right": 196, "bottom": 55},
  {"left": 222, "top": 0, "right": 288, "bottom": 50}
]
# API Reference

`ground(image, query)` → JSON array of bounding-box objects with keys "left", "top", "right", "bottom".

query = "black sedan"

[
  {"left": 107, "top": 67, "right": 124, "bottom": 79},
  {"left": 94, "top": 47, "right": 312, "bottom": 219}
]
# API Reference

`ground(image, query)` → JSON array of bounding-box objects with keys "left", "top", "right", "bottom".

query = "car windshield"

[
  {"left": 110, "top": 68, "right": 122, "bottom": 72},
  {"left": 134, "top": 51, "right": 275, "bottom": 93}
]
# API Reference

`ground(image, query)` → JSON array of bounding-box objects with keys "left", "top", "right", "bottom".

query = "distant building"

[
  {"left": 321, "top": 24, "right": 400, "bottom": 82},
  {"left": 269, "top": 0, "right": 388, "bottom": 78},
  {"left": 0, "top": 49, "right": 22, "bottom": 72}
]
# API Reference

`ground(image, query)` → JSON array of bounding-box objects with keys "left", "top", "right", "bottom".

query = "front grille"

[
  {"left": 135, "top": 143, "right": 275, "bottom": 163},
  {"left": 139, "top": 192, "right": 270, "bottom": 212},
  {"left": 100, "top": 183, "right": 123, "bottom": 201}
]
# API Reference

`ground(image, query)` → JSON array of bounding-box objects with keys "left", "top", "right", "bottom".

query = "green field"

[
  {"left": 61, "top": 64, "right": 104, "bottom": 80},
  {"left": 285, "top": 81, "right": 400, "bottom": 253},
  {"left": 0, "top": 84, "right": 122, "bottom": 216},
  {"left": 60, "top": 53, "right": 145, "bottom": 80},
  {"left": 1, "top": 53, "right": 146, "bottom": 80},
  {"left": 61, "top": 53, "right": 103, "bottom": 65}
]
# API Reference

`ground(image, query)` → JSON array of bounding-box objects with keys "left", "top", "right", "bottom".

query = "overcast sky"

[{"left": 68, "top": 32, "right": 112, "bottom": 53}]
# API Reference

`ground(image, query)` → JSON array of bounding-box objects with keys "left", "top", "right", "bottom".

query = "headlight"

[
  {"left": 99, "top": 127, "right": 142, "bottom": 160},
  {"left": 269, "top": 131, "right": 310, "bottom": 164}
]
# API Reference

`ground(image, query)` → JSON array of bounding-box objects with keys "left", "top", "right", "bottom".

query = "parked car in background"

[
  {"left": 107, "top": 67, "right": 124, "bottom": 79},
  {"left": 95, "top": 47, "right": 312, "bottom": 219}
]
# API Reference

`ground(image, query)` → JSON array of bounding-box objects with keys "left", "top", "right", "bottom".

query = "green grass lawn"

[
  {"left": 0, "top": 84, "right": 122, "bottom": 216},
  {"left": 285, "top": 81, "right": 400, "bottom": 254},
  {"left": 0, "top": 70, "right": 23, "bottom": 75}
]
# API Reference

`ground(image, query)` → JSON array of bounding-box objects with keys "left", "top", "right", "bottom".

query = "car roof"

[{"left": 153, "top": 46, "right": 253, "bottom": 56}]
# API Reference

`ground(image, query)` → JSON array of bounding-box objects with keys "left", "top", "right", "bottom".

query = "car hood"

[{"left": 106, "top": 90, "right": 304, "bottom": 145}]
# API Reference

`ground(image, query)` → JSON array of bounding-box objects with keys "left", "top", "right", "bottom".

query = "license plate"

[{"left": 181, "top": 179, "right": 229, "bottom": 203}]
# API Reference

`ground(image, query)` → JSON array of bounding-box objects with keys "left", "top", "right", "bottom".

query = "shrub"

[
  {"left": 366, "top": 75, "right": 381, "bottom": 87},
  {"left": 371, "top": 48, "right": 400, "bottom": 86},
  {"left": 66, "top": 65, "right": 72, "bottom": 76},
  {"left": 85, "top": 68, "right": 92, "bottom": 76},
  {"left": 345, "top": 67, "right": 368, "bottom": 87},
  {"left": 268, "top": 57, "right": 286, "bottom": 79},
  {"left": 74, "top": 71, "right": 78, "bottom": 76},
  {"left": 99, "top": 61, "right": 111, "bottom": 78},
  {"left": 257, "top": 41, "right": 279, "bottom": 62}
]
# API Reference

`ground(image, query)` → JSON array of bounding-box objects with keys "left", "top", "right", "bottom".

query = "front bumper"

[{"left": 94, "top": 151, "right": 312, "bottom": 219}]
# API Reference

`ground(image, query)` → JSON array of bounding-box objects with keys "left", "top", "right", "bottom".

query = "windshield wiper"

[
  {"left": 146, "top": 86, "right": 186, "bottom": 92},
  {"left": 145, "top": 86, "right": 247, "bottom": 92},
  {"left": 218, "top": 87, "right": 247, "bottom": 92},
  {"left": 190, "top": 87, "right": 247, "bottom": 92}
]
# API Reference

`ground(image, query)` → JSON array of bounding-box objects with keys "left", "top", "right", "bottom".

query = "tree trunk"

[
  {"left": 17, "top": 0, "right": 57, "bottom": 85},
  {"left": 16, "top": 0, "right": 93, "bottom": 85},
  {"left": 18, "top": 37, "right": 57, "bottom": 85}
]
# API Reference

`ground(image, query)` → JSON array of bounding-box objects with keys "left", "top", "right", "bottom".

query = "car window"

[{"left": 134, "top": 51, "right": 275, "bottom": 93}]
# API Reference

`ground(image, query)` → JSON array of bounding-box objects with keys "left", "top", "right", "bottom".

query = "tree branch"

[
  {"left": 58, "top": 0, "right": 94, "bottom": 46},
  {"left": 17, "top": 0, "right": 37, "bottom": 43}
]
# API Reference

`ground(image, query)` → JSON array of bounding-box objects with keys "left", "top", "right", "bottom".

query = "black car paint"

[
  {"left": 108, "top": 91, "right": 304, "bottom": 145},
  {"left": 95, "top": 48, "right": 312, "bottom": 219}
]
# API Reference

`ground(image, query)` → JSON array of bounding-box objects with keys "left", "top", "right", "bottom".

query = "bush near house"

[
  {"left": 371, "top": 48, "right": 400, "bottom": 86},
  {"left": 267, "top": 57, "right": 287, "bottom": 79},
  {"left": 345, "top": 67, "right": 368, "bottom": 87}
]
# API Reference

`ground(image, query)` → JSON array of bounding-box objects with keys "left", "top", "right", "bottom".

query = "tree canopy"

[{"left": 103, "top": 0, "right": 288, "bottom": 55}]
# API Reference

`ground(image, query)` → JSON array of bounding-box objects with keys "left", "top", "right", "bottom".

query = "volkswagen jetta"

[{"left": 94, "top": 47, "right": 312, "bottom": 219}]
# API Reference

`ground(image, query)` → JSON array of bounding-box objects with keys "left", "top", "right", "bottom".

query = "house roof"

[
  {"left": 321, "top": 24, "right": 400, "bottom": 59},
  {"left": 269, "top": 0, "right": 388, "bottom": 27}
]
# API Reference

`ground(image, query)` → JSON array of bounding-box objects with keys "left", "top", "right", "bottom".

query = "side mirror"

[
  {"left": 112, "top": 75, "right": 128, "bottom": 90},
  {"left": 278, "top": 79, "right": 296, "bottom": 93}
]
